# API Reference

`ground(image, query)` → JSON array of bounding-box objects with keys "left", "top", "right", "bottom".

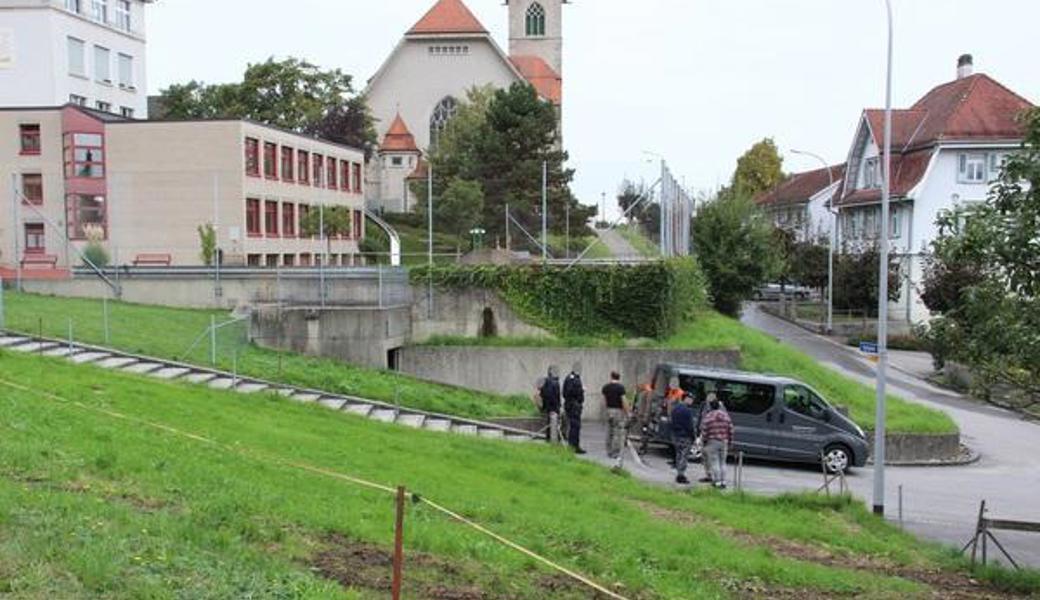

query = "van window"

[
  {"left": 679, "top": 376, "right": 774, "bottom": 415},
  {"left": 784, "top": 385, "right": 828, "bottom": 420}
]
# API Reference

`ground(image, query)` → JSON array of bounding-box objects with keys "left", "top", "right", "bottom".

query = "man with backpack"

[
  {"left": 562, "top": 363, "right": 586, "bottom": 454},
  {"left": 538, "top": 365, "right": 563, "bottom": 443}
]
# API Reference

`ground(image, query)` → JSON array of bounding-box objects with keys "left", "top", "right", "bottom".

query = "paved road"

[
  {"left": 594, "top": 227, "right": 642, "bottom": 259},
  {"left": 580, "top": 304, "right": 1040, "bottom": 567}
]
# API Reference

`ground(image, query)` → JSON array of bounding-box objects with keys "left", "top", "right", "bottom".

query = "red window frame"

[
  {"left": 20, "top": 124, "right": 42, "bottom": 155},
  {"left": 63, "top": 132, "right": 105, "bottom": 179},
  {"left": 352, "top": 163, "right": 362, "bottom": 194},
  {"left": 264, "top": 200, "right": 279, "bottom": 237},
  {"left": 297, "top": 151, "right": 310, "bottom": 185},
  {"left": 340, "top": 160, "right": 351, "bottom": 192},
  {"left": 22, "top": 174, "right": 43, "bottom": 205},
  {"left": 326, "top": 156, "right": 337, "bottom": 189},
  {"left": 282, "top": 202, "right": 296, "bottom": 238},
  {"left": 353, "top": 209, "right": 363, "bottom": 240},
  {"left": 263, "top": 142, "right": 278, "bottom": 180},
  {"left": 312, "top": 154, "right": 324, "bottom": 188},
  {"left": 24, "top": 223, "right": 45, "bottom": 255},
  {"left": 66, "top": 193, "right": 107, "bottom": 240},
  {"left": 281, "top": 147, "right": 295, "bottom": 182},
  {"left": 246, "top": 198, "right": 261, "bottom": 237},
  {"left": 245, "top": 138, "right": 260, "bottom": 177}
]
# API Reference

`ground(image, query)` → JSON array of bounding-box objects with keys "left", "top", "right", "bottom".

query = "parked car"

[
  {"left": 754, "top": 283, "right": 811, "bottom": 301},
  {"left": 632, "top": 364, "right": 868, "bottom": 473}
]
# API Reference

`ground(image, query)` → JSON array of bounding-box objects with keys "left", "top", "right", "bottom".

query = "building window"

[
  {"left": 282, "top": 203, "right": 296, "bottom": 237},
  {"left": 526, "top": 3, "right": 546, "bottom": 36},
  {"left": 327, "top": 156, "right": 337, "bottom": 189},
  {"left": 299, "top": 253, "right": 312, "bottom": 266},
  {"left": 890, "top": 210, "right": 901, "bottom": 239},
  {"left": 264, "top": 200, "right": 279, "bottom": 237},
  {"left": 65, "top": 0, "right": 80, "bottom": 14},
  {"left": 298, "top": 151, "right": 310, "bottom": 185},
  {"left": 91, "top": 0, "right": 107, "bottom": 23},
  {"left": 19, "top": 124, "right": 41, "bottom": 155},
  {"left": 313, "top": 154, "right": 324, "bottom": 187},
  {"left": 120, "top": 106, "right": 134, "bottom": 119},
  {"left": 25, "top": 224, "right": 45, "bottom": 255},
  {"left": 391, "top": 156, "right": 403, "bottom": 167},
  {"left": 429, "top": 96, "right": 458, "bottom": 146},
  {"left": 959, "top": 153, "right": 987, "bottom": 183},
  {"left": 245, "top": 138, "right": 260, "bottom": 176},
  {"left": 247, "top": 254, "right": 261, "bottom": 267},
  {"left": 67, "top": 37, "right": 86, "bottom": 77},
  {"left": 96, "top": 101, "right": 112, "bottom": 113},
  {"left": 352, "top": 163, "right": 362, "bottom": 194},
  {"left": 428, "top": 45, "right": 471, "bottom": 56},
  {"left": 340, "top": 160, "right": 350, "bottom": 192},
  {"left": 283, "top": 254, "right": 296, "bottom": 267},
  {"left": 117, "top": 53, "right": 134, "bottom": 88},
  {"left": 863, "top": 157, "right": 880, "bottom": 189},
  {"left": 94, "top": 45, "right": 111, "bottom": 82},
  {"left": 281, "top": 147, "right": 294, "bottom": 182},
  {"left": 265, "top": 254, "right": 279, "bottom": 268},
  {"left": 69, "top": 94, "right": 87, "bottom": 107},
  {"left": 115, "top": 0, "right": 131, "bottom": 31},
  {"left": 67, "top": 194, "right": 106, "bottom": 239},
  {"left": 298, "top": 204, "right": 311, "bottom": 237},
  {"left": 64, "top": 133, "right": 105, "bottom": 178},
  {"left": 988, "top": 153, "right": 1006, "bottom": 180},
  {"left": 22, "top": 174, "right": 43, "bottom": 205},
  {"left": 246, "top": 198, "right": 261, "bottom": 237},
  {"left": 263, "top": 142, "right": 278, "bottom": 179}
]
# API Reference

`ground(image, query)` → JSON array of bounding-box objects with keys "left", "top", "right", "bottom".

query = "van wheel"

[{"left": 823, "top": 444, "right": 851, "bottom": 474}]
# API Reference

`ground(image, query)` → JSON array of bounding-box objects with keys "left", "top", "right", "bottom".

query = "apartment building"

[
  {"left": 0, "top": 0, "right": 153, "bottom": 118},
  {"left": 1, "top": 104, "right": 366, "bottom": 276}
]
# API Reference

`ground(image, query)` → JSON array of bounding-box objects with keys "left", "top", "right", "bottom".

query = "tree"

[
  {"left": 157, "top": 57, "right": 376, "bottom": 154},
  {"left": 197, "top": 223, "right": 217, "bottom": 266},
  {"left": 692, "top": 191, "right": 781, "bottom": 316},
  {"left": 730, "top": 138, "right": 785, "bottom": 197},
  {"left": 832, "top": 244, "right": 901, "bottom": 314},
  {"left": 299, "top": 205, "right": 353, "bottom": 259},
  {"left": 420, "top": 178, "right": 484, "bottom": 241}
]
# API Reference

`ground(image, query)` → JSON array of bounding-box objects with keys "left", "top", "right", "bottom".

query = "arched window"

[
  {"left": 525, "top": 2, "right": 546, "bottom": 37},
  {"left": 429, "top": 96, "right": 458, "bottom": 146}
]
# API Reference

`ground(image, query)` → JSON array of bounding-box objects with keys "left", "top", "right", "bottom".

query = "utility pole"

[
  {"left": 10, "top": 174, "right": 22, "bottom": 292},
  {"left": 319, "top": 202, "right": 326, "bottom": 308},
  {"left": 505, "top": 204, "right": 511, "bottom": 252},
  {"left": 790, "top": 149, "right": 836, "bottom": 334},
  {"left": 427, "top": 160, "right": 433, "bottom": 317},
  {"left": 541, "top": 160, "right": 548, "bottom": 263}
]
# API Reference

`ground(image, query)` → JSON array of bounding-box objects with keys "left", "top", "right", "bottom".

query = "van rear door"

[{"left": 773, "top": 385, "right": 832, "bottom": 460}]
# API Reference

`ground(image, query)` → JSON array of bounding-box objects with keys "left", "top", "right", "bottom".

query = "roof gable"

[
  {"left": 756, "top": 164, "right": 846, "bottom": 207},
  {"left": 380, "top": 113, "right": 420, "bottom": 153},
  {"left": 408, "top": 0, "right": 487, "bottom": 35}
]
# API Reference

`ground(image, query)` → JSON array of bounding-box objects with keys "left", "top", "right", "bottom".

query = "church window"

[
  {"left": 429, "top": 96, "right": 458, "bottom": 146},
  {"left": 526, "top": 3, "right": 546, "bottom": 37},
  {"left": 391, "top": 157, "right": 403, "bottom": 167}
]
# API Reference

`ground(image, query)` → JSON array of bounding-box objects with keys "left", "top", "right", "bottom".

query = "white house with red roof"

[
  {"left": 756, "top": 164, "right": 846, "bottom": 243},
  {"left": 835, "top": 55, "right": 1034, "bottom": 323},
  {"left": 364, "top": 0, "right": 565, "bottom": 212}
]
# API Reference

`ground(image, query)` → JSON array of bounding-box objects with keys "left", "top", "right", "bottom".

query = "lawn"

[
  {"left": 0, "top": 291, "right": 534, "bottom": 420},
  {"left": 615, "top": 224, "right": 661, "bottom": 258},
  {"left": 0, "top": 349, "right": 1028, "bottom": 598}
]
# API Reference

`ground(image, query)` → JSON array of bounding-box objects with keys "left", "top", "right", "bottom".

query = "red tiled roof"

[
  {"left": 408, "top": 0, "right": 487, "bottom": 35},
  {"left": 509, "top": 55, "right": 562, "bottom": 105},
  {"left": 836, "top": 149, "right": 934, "bottom": 207},
  {"left": 380, "top": 113, "right": 419, "bottom": 153},
  {"left": 407, "top": 159, "right": 429, "bottom": 181},
  {"left": 756, "top": 164, "right": 846, "bottom": 207}
]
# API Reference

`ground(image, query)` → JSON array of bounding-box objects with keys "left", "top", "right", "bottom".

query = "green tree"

[
  {"left": 197, "top": 223, "right": 217, "bottom": 266},
  {"left": 731, "top": 138, "right": 785, "bottom": 197},
  {"left": 419, "top": 178, "right": 485, "bottom": 241},
  {"left": 299, "top": 205, "right": 354, "bottom": 259},
  {"left": 832, "top": 244, "right": 901, "bottom": 314},
  {"left": 692, "top": 191, "right": 780, "bottom": 316}
]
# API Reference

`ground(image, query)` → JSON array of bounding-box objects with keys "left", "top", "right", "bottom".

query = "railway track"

[{"left": 0, "top": 331, "right": 540, "bottom": 443}]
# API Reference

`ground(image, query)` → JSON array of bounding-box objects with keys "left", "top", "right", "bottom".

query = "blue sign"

[{"left": 859, "top": 342, "right": 879, "bottom": 355}]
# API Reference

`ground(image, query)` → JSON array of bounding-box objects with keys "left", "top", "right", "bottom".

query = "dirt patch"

[{"left": 3, "top": 470, "right": 172, "bottom": 513}]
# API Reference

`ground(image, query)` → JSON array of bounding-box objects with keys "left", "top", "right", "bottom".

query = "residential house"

[{"left": 755, "top": 163, "right": 846, "bottom": 243}]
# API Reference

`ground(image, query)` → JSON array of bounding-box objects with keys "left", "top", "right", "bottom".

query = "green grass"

[
  {"left": 615, "top": 224, "right": 661, "bottom": 258},
  {"left": 0, "top": 349, "right": 1018, "bottom": 598},
  {"left": 661, "top": 312, "right": 957, "bottom": 434},
  {"left": 1, "top": 291, "right": 533, "bottom": 420}
]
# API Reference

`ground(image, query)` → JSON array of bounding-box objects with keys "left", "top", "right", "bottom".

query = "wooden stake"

[{"left": 392, "top": 486, "right": 405, "bottom": 600}]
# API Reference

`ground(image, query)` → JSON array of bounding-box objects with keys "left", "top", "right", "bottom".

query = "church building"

[{"left": 364, "top": 0, "right": 566, "bottom": 213}]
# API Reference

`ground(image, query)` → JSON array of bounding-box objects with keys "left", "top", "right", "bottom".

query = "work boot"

[
  {"left": 573, "top": 447, "right": 587, "bottom": 455},
  {"left": 676, "top": 474, "right": 690, "bottom": 485},
  {"left": 699, "top": 477, "right": 713, "bottom": 483}
]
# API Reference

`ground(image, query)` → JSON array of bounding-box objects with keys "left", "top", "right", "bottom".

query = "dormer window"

[
  {"left": 526, "top": 3, "right": 546, "bottom": 37},
  {"left": 863, "top": 157, "right": 880, "bottom": 189}
]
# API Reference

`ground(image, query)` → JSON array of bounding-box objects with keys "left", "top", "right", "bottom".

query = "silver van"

[{"left": 634, "top": 364, "right": 869, "bottom": 473}]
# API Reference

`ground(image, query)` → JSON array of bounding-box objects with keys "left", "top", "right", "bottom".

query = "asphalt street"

[{"left": 580, "top": 304, "right": 1040, "bottom": 568}]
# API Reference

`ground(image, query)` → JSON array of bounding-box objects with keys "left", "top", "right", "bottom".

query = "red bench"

[
  {"left": 133, "top": 253, "right": 172, "bottom": 267},
  {"left": 21, "top": 254, "right": 58, "bottom": 269}
]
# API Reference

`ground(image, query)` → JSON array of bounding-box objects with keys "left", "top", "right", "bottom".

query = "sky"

[{"left": 147, "top": 1, "right": 1039, "bottom": 218}]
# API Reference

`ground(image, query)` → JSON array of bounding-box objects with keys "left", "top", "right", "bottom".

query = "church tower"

[{"left": 508, "top": 0, "right": 565, "bottom": 76}]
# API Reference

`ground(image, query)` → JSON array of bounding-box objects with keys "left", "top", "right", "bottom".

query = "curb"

[{"left": 867, "top": 444, "right": 980, "bottom": 468}]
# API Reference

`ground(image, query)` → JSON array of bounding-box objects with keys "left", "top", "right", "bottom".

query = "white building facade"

[{"left": 0, "top": 0, "right": 152, "bottom": 118}]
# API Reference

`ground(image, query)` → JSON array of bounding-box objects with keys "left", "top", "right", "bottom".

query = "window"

[
  {"left": 64, "top": 132, "right": 105, "bottom": 178},
  {"left": 863, "top": 156, "right": 880, "bottom": 189},
  {"left": 429, "top": 96, "right": 458, "bottom": 146},
  {"left": 264, "top": 201, "right": 279, "bottom": 237},
  {"left": 526, "top": 2, "right": 546, "bottom": 36},
  {"left": 263, "top": 142, "right": 277, "bottom": 179},
  {"left": 265, "top": 254, "right": 279, "bottom": 268},
  {"left": 281, "top": 147, "right": 294, "bottom": 181},
  {"left": 283, "top": 254, "right": 295, "bottom": 267},
  {"left": 783, "top": 386, "right": 829, "bottom": 421},
  {"left": 91, "top": 0, "right": 107, "bottom": 23},
  {"left": 282, "top": 203, "right": 296, "bottom": 237},
  {"left": 297, "top": 151, "right": 310, "bottom": 184},
  {"left": 96, "top": 101, "right": 111, "bottom": 113},
  {"left": 340, "top": 160, "right": 351, "bottom": 192},
  {"left": 117, "top": 54, "right": 133, "bottom": 88},
  {"left": 67, "top": 194, "right": 106, "bottom": 239},
  {"left": 246, "top": 198, "right": 261, "bottom": 237},
  {"left": 352, "top": 163, "right": 362, "bottom": 194},
  {"left": 863, "top": 209, "right": 878, "bottom": 240},
  {"left": 327, "top": 156, "right": 337, "bottom": 189},
  {"left": 115, "top": 0, "right": 131, "bottom": 31},
  {"left": 69, "top": 94, "right": 87, "bottom": 107},
  {"left": 959, "top": 153, "right": 987, "bottom": 183},
  {"left": 25, "top": 224, "right": 45, "bottom": 254},
  {"left": 120, "top": 106, "right": 134, "bottom": 119},
  {"left": 298, "top": 204, "right": 311, "bottom": 237},
  {"left": 247, "top": 254, "right": 261, "bottom": 267},
  {"left": 22, "top": 174, "right": 43, "bottom": 205},
  {"left": 65, "top": 0, "right": 80, "bottom": 13},
  {"left": 890, "top": 210, "right": 901, "bottom": 239},
  {"left": 391, "top": 156, "right": 403, "bottom": 167},
  {"left": 312, "top": 154, "right": 324, "bottom": 187},
  {"left": 19, "top": 124, "right": 41, "bottom": 155},
  {"left": 94, "top": 45, "right": 111, "bottom": 82},
  {"left": 428, "top": 45, "right": 470, "bottom": 56},
  {"left": 299, "top": 253, "right": 312, "bottom": 266},
  {"left": 988, "top": 153, "right": 1006, "bottom": 180},
  {"left": 67, "top": 37, "right": 86, "bottom": 77},
  {"left": 244, "top": 138, "right": 260, "bottom": 176},
  {"left": 677, "top": 376, "right": 775, "bottom": 414}
]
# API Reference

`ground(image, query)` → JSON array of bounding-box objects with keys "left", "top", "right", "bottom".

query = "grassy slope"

[
  {"left": 1, "top": 291, "right": 533, "bottom": 419},
  {"left": 616, "top": 224, "right": 661, "bottom": 258},
  {"left": 0, "top": 349, "right": 1006, "bottom": 599}
]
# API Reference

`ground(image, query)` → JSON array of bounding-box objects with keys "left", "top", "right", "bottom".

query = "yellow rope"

[{"left": 0, "top": 377, "right": 633, "bottom": 600}]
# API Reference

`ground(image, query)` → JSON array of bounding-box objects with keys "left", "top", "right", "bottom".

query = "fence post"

[
  {"left": 67, "top": 317, "right": 73, "bottom": 353},
  {"left": 392, "top": 485, "right": 406, "bottom": 600},
  {"left": 0, "top": 276, "right": 5, "bottom": 331},
  {"left": 210, "top": 315, "right": 217, "bottom": 366},
  {"left": 103, "top": 297, "right": 110, "bottom": 345}
]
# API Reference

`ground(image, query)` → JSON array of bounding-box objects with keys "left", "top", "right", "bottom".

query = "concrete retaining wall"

[
  {"left": 411, "top": 287, "right": 548, "bottom": 342},
  {"left": 397, "top": 346, "right": 741, "bottom": 420},
  {"left": 868, "top": 432, "right": 962, "bottom": 464}
]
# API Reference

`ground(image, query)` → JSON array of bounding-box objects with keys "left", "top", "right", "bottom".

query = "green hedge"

[{"left": 411, "top": 259, "right": 709, "bottom": 339}]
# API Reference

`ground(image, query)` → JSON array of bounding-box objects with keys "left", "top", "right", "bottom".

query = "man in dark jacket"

[
  {"left": 538, "top": 365, "right": 562, "bottom": 443},
  {"left": 671, "top": 393, "right": 696, "bottom": 485},
  {"left": 562, "top": 363, "right": 586, "bottom": 454}
]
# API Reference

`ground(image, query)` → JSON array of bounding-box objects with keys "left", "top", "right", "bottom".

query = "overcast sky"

[{"left": 148, "top": 1, "right": 1039, "bottom": 217}]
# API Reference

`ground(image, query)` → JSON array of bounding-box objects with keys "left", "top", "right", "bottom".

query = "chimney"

[{"left": 957, "top": 54, "right": 974, "bottom": 79}]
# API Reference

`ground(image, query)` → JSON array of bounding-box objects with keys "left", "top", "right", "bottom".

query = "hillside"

[{"left": 0, "top": 349, "right": 1027, "bottom": 599}]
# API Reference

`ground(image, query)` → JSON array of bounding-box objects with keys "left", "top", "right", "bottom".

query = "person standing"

[
  {"left": 538, "top": 366, "right": 563, "bottom": 443},
  {"left": 602, "top": 371, "right": 629, "bottom": 470},
  {"left": 700, "top": 398, "right": 735, "bottom": 489},
  {"left": 695, "top": 392, "right": 722, "bottom": 483},
  {"left": 562, "top": 363, "right": 586, "bottom": 454},
  {"left": 670, "top": 393, "right": 696, "bottom": 485}
]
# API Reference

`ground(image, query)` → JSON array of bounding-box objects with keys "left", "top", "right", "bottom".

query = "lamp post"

[
  {"left": 874, "top": 0, "right": 895, "bottom": 517},
  {"left": 790, "top": 149, "right": 836, "bottom": 334}
]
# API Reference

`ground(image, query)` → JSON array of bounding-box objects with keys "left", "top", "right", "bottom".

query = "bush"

[
  {"left": 82, "top": 241, "right": 109, "bottom": 268},
  {"left": 411, "top": 258, "right": 709, "bottom": 338}
]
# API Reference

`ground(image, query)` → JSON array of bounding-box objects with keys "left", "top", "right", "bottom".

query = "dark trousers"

[{"left": 566, "top": 410, "right": 582, "bottom": 448}]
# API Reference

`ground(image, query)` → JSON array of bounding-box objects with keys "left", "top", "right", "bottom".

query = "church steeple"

[{"left": 508, "top": 0, "right": 565, "bottom": 76}]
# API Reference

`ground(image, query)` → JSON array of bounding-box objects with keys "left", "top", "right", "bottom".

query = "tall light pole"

[
  {"left": 790, "top": 149, "right": 836, "bottom": 334},
  {"left": 541, "top": 160, "right": 548, "bottom": 262},
  {"left": 874, "top": 0, "right": 894, "bottom": 517}
]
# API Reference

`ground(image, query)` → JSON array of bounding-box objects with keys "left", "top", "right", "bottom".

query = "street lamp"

[{"left": 790, "top": 149, "right": 836, "bottom": 334}]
